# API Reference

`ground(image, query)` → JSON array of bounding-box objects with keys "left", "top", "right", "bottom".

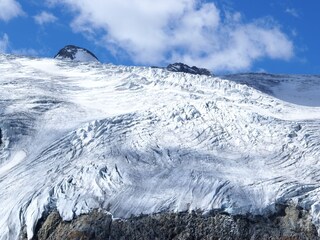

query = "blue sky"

[{"left": 0, "top": 0, "right": 319, "bottom": 74}]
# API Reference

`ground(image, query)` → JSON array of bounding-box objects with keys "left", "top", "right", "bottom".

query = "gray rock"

[
  {"left": 33, "top": 209, "right": 112, "bottom": 240},
  {"left": 31, "top": 204, "right": 318, "bottom": 240},
  {"left": 0, "top": 128, "right": 2, "bottom": 146},
  {"left": 167, "top": 63, "right": 212, "bottom": 76}
]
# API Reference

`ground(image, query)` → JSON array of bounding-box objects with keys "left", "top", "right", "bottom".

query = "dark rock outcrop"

[
  {"left": 31, "top": 209, "right": 112, "bottom": 240},
  {"left": 167, "top": 63, "right": 212, "bottom": 76},
  {"left": 0, "top": 128, "right": 2, "bottom": 146},
  {"left": 31, "top": 204, "right": 318, "bottom": 240},
  {"left": 54, "top": 45, "right": 99, "bottom": 62}
]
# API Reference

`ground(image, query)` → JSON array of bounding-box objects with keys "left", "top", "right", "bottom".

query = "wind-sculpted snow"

[{"left": 0, "top": 54, "right": 320, "bottom": 239}]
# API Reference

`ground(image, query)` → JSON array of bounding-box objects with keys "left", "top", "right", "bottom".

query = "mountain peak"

[
  {"left": 54, "top": 45, "right": 99, "bottom": 62},
  {"left": 167, "top": 62, "right": 212, "bottom": 76}
]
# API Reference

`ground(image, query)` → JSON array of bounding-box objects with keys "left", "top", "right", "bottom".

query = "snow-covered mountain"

[
  {"left": 0, "top": 54, "right": 320, "bottom": 239},
  {"left": 54, "top": 45, "right": 99, "bottom": 62}
]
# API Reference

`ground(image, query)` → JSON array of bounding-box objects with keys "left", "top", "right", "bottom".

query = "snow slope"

[{"left": 0, "top": 54, "right": 320, "bottom": 239}]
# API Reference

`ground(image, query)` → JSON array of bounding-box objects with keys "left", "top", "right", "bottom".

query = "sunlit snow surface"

[{"left": 0, "top": 54, "right": 320, "bottom": 239}]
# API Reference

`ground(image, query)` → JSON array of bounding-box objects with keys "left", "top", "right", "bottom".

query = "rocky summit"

[
  {"left": 54, "top": 45, "right": 99, "bottom": 62},
  {"left": 166, "top": 62, "right": 212, "bottom": 76}
]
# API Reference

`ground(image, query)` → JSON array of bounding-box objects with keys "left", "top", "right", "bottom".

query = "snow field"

[{"left": 0, "top": 54, "right": 320, "bottom": 239}]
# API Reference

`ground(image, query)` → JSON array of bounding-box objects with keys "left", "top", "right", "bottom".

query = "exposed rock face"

[
  {"left": 54, "top": 45, "right": 99, "bottom": 62},
  {"left": 167, "top": 62, "right": 212, "bottom": 76},
  {"left": 31, "top": 204, "right": 318, "bottom": 240},
  {"left": 30, "top": 209, "right": 112, "bottom": 240},
  {"left": 0, "top": 128, "right": 2, "bottom": 146}
]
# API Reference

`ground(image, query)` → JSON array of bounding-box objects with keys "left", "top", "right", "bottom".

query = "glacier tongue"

[{"left": 0, "top": 54, "right": 320, "bottom": 239}]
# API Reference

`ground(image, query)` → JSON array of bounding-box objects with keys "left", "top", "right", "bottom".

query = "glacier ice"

[{"left": 0, "top": 54, "right": 320, "bottom": 239}]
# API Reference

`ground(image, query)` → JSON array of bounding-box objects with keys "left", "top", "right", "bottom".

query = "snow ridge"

[{"left": 0, "top": 54, "right": 320, "bottom": 239}]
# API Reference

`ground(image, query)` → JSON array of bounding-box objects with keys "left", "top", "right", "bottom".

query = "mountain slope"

[
  {"left": 224, "top": 73, "right": 320, "bottom": 107},
  {"left": 0, "top": 54, "right": 320, "bottom": 239}
]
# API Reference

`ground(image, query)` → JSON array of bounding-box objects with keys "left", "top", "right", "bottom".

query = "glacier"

[{"left": 0, "top": 54, "right": 320, "bottom": 239}]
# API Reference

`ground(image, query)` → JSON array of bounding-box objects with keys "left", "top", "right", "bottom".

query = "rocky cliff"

[{"left": 26, "top": 204, "right": 318, "bottom": 240}]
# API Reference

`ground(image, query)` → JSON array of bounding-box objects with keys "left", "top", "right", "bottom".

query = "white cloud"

[
  {"left": 285, "top": 8, "right": 299, "bottom": 18},
  {"left": 49, "top": 0, "right": 294, "bottom": 72},
  {"left": 34, "top": 11, "right": 57, "bottom": 25},
  {"left": 0, "top": 34, "right": 9, "bottom": 53},
  {"left": 0, "top": 0, "right": 24, "bottom": 22}
]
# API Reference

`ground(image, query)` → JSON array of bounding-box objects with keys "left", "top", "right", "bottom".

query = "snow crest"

[{"left": 0, "top": 54, "right": 320, "bottom": 239}]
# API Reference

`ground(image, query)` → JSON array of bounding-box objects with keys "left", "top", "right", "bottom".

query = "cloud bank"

[
  {"left": 0, "top": 0, "right": 23, "bottom": 22},
  {"left": 49, "top": 0, "right": 294, "bottom": 72}
]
